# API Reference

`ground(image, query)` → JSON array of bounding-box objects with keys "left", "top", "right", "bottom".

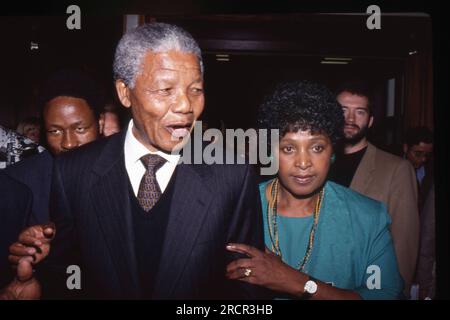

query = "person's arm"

[
  {"left": 34, "top": 158, "right": 81, "bottom": 299},
  {"left": 388, "top": 160, "right": 420, "bottom": 293},
  {"left": 416, "top": 184, "right": 435, "bottom": 299},
  {"left": 354, "top": 202, "right": 404, "bottom": 300},
  {"left": 223, "top": 165, "right": 271, "bottom": 299},
  {"left": 0, "top": 259, "right": 40, "bottom": 300},
  {"left": 0, "top": 224, "right": 55, "bottom": 300},
  {"left": 226, "top": 244, "right": 361, "bottom": 300}
]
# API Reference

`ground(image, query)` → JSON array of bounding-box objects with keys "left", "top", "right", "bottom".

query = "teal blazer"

[{"left": 260, "top": 180, "right": 404, "bottom": 300}]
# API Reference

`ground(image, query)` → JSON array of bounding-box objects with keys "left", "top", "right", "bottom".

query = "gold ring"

[{"left": 244, "top": 268, "right": 252, "bottom": 277}]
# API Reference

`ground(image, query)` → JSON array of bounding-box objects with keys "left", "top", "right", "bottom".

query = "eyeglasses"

[{"left": 410, "top": 150, "right": 433, "bottom": 159}]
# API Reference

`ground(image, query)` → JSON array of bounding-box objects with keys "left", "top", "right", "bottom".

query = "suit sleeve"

[
  {"left": 0, "top": 174, "right": 33, "bottom": 288},
  {"left": 223, "top": 164, "right": 272, "bottom": 299},
  {"left": 355, "top": 203, "right": 404, "bottom": 300},
  {"left": 416, "top": 184, "right": 435, "bottom": 298},
  {"left": 387, "top": 160, "right": 420, "bottom": 293},
  {"left": 36, "top": 158, "right": 83, "bottom": 299}
]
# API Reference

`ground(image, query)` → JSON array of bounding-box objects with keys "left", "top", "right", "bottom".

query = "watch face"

[{"left": 305, "top": 280, "right": 318, "bottom": 294}]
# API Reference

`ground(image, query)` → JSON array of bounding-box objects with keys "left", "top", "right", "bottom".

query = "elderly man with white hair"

[{"left": 2, "top": 23, "right": 265, "bottom": 300}]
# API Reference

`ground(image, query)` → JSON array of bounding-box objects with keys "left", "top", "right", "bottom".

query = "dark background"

[{"left": 0, "top": 15, "right": 123, "bottom": 128}]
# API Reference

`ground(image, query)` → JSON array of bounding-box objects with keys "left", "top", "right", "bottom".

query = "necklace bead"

[{"left": 266, "top": 178, "right": 324, "bottom": 271}]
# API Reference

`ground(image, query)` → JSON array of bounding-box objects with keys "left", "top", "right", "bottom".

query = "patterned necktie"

[{"left": 137, "top": 154, "right": 166, "bottom": 211}]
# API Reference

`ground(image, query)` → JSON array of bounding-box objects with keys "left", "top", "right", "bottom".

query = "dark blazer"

[
  {"left": 4, "top": 150, "right": 53, "bottom": 225},
  {"left": 40, "top": 131, "right": 266, "bottom": 299},
  {"left": 0, "top": 171, "right": 32, "bottom": 287}
]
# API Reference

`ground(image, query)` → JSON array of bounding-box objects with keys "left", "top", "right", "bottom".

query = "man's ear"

[
  {"left": 115, "top": 80, "right": 132, "bottom": 108},
  {"left": 368, "top": 115, "right": 374, "bottom": 129}
]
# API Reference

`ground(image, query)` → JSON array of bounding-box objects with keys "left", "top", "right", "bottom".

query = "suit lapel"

[
  {"left": 153, "top": 163, "right": 213, "bottom": 299},
  {"left": 89, "top": 133, "right": 140, "bottom": 297},
  {"left": 350, "top": 142, "right": 377, "bottom": 194}
]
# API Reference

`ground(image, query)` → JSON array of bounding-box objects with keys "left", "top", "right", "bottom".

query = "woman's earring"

[{"left": 331, "top": 154, "right": 336, "bottom": 164}]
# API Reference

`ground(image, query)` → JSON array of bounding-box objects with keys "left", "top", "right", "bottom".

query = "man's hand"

[
  {"left": 8, "top": 223, "right": 55, "bottom": 266},
  {"left": 0, "top": 258, "right": 41, "bottom": 300},
  {"left": 0, "top": 223, "right": 55, "bottom": 300}
]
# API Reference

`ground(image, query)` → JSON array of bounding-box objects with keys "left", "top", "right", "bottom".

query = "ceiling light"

[
  {"left": 320, "top": 61, "right": 349, "bottom": 65},
  {"left": 323, "top": 57, "right": 352, "bottom": 61}
]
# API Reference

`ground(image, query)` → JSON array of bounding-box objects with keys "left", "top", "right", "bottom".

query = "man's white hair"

[{"left": 113, "top": 22, "right": 204, "bottom": 88}]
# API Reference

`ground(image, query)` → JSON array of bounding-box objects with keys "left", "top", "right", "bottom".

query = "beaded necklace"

[{"left": 266, "top": 178, "right": 324, "bottom": 271}]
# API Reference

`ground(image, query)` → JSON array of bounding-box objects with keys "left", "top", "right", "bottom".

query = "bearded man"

[{"left": 329, "top": 81, "right": 419, "bottom": 299}]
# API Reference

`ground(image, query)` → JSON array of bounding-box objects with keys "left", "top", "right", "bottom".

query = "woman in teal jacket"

[{"left": 226, "top": 81, "right": 403, "bottom": 299}]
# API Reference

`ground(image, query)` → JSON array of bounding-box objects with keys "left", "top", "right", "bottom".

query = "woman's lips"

[{"left": 292, "top": 175, "right": 314, "bottom": 185}]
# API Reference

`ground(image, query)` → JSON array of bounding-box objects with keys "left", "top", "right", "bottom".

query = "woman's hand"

[
  {"left": 225, "top": 243, "right": 306, "bottom": 296},
  {"left": 225, "top": 243, "right": 362, "bottom": 300}
]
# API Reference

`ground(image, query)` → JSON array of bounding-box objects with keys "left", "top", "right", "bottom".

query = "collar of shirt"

[{"left": 124, "top": 120, "right": 180, "bottom": 196}]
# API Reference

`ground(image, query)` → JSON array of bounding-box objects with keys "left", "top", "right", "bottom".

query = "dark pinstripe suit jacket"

[
  {"left": 4, "top": 150, "right": 53, "bottom": 225},
  {"left": 40, "top": 131, "right": 266, "bottom": 299},
  {"left": 0, "top": 172, "right": 32, "bottom": 287}
]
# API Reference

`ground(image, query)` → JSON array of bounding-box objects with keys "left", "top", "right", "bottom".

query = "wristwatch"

[{"left": 302, "top": 275, "right": 318, "bottom": 299}]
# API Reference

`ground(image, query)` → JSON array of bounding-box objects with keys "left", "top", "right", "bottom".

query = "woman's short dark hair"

[{"left": 258, "top": 80, "right": 344, "bottom": 147}]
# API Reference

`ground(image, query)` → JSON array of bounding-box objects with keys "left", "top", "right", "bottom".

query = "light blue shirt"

[
  {"left": 417, "top": 165, "right": 425, "bottom": 185},
  {"left": 260, "top": 180, "right": 404, "bottom": 300}
]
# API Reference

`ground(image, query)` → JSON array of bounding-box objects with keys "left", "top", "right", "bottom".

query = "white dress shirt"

[{"left": 124, "top": 120, "right": 180, "bottom": 196}]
